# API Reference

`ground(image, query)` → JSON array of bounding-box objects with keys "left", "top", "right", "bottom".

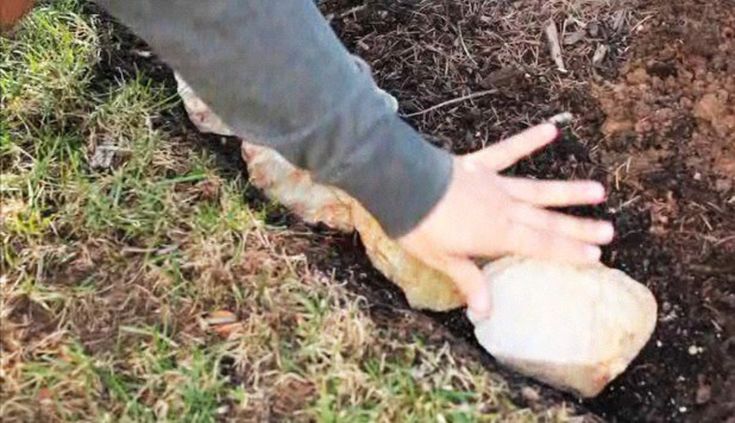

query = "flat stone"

[{"left": 468, "top": 257, "right": 657, "bottom": 398}]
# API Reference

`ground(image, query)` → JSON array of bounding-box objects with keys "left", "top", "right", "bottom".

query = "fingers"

[
  {"left": 467, "top": 123, "right": 559, "bottom": 170},
  {"left": 442, "top": 257, "right": 492, "bottom": 319},
  {"left": 499, "top": 177, "right": 606, "bottom": 207},
  {"left": 511, "top": 203, "right": 614, "bottom": 245},
  {"left": 506, "top": 222, "right": 603, "bottom": 264}
]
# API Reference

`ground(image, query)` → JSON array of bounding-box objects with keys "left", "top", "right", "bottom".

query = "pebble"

[
  {"left": 521, "top": 386, "right": 541, "bottom": 402},
  {"left": 687, "top": 345, "right": 704, "bottom": 355},
  {"left": 696, "top": 378, "right": 712, "bottom": 404}
]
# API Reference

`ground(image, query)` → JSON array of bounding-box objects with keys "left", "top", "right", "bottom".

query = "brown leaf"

[{"left": 196, "top": 178, "right": 221, "bottom": 201}]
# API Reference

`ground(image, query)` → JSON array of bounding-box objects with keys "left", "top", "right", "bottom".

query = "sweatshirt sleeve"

[{"left": 96, "top": 0, "right": 453, "bottom": 238}]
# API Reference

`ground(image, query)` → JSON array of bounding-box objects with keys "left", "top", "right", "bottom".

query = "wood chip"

[
  {"left": 563, "top": 30, "right": 587, "bottom": 46},
  {"left": 38, "top": 387, "right": 53, "bottom": 404},
  {"left": 89, "top": 142, "right": 131, "bottom": 170},
  {"left": 612, "top": 10, "right": 628, "bottom": 32},
  {"left": 202, "top": 310, "right": 237, "bottom": 326},
  {"left": 592, "top": 44, "right": 609, "bottom": 65},
  {"left": 548, "top": 112, "right": 573, "bottom": 126},
  {"left": 212, "top": 322, "right": 244, "bottom": 337},
  {"left": 545, "top": 21, "right": 567, "bottom": 73}
]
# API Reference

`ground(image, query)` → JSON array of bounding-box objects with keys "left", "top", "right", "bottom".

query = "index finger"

[{"left": 467, "top": 123, "right": 559, "bottom": 171}]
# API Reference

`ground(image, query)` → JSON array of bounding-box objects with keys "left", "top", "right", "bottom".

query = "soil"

[
  {"left": 317, "top": 1, "right": 734, "bottom": 422},
  {"left": 585, "top": 2, "right": 735, "bottom": 421},
  {"left": 96, "top": 0, "right": 734, "bottom": 421}
]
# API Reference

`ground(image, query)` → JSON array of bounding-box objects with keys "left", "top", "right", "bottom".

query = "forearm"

[{"left": 96, "top": 0, "right": 452, "bottom": 237}]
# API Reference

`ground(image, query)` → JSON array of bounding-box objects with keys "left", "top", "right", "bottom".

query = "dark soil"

[
  {"left": 587, "top": 2, "right": 735, "bottom": 421},
  {"left": 99, "top": 0, "right": 733, "bottom": 421},
  {"left": 316, "top": 1, "right": 734, "bottom": 422}
]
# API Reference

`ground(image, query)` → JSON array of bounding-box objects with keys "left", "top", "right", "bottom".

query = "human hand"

[{"left": 397, "top": 123, "right": 613, "bottom": 319}]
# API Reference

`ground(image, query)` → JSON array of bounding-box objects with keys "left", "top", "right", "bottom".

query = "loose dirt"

[
  {"left": 318, "top": 1, "right": 734, "bottom": 422},
  {"left": 589, "top": 1, "right": 735, "bottom": 421}
]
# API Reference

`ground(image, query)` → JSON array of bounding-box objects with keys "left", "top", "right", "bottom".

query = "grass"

[{"left": 1, "top": 2, "right": 576, "bottom": 422}]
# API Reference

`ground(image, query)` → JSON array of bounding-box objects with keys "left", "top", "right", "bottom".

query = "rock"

[
  {"left": 175, "top": 73, "right": 235, "bottom": 137},
  {"left": 696, "top": 375, "right": 712, "bottom": 404},
  {"left": 0, "top": 0, "right": 34, "bottom": 32},
  {"left": 520, "top": 386, "right": 541, "bottom": 402},
  {"left": 587, "top": 22, "right": 600, "bottom": 38},
  {"left": 468, "top": 257, "right": 657, "bottom": 398},
  {"left": 241, "top": 142, "right": 464, "bottom": 311}
]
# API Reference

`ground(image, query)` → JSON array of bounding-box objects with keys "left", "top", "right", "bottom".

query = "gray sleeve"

[{"left": 97, "top": 0, "right": 453, "bottom": 237}]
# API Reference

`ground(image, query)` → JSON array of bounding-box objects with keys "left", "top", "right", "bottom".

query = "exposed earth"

[{"left": 315, "top": 0, "right": 735, "bottom": 421}]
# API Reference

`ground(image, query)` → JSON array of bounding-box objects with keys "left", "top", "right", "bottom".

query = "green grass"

[{"left": 0, "top": 2, "right": 575, "bottom": 422}]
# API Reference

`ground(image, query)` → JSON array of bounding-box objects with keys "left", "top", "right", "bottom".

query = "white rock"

[{"left": 468, "top": 257, "right": 657, "bottom": 398}]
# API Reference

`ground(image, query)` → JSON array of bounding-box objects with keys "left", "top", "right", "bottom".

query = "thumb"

[{"left": 442, "top": 257, "right": 492, "bottom": 320}]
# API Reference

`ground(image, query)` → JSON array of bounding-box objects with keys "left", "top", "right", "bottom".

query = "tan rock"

[
  {"left": 468, "top": 257, "right": 657, "bottom": 398},
  {"left": 175, "top": 73, "right": 235, "bottom": 137},
  {"left": 241, "top": 143, "right": 463, "bottom": 310}
]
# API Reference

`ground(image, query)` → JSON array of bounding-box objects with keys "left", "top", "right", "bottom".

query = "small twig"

[
  {"left": 715, "top": 235, "right": 735, "bottom": 247},
  {"left": 630, "top": 14, "right": 654, "bottom": 33},
  {"left": 545, "top": 20, "right": 567, "bottom": 73},
  {"left": 690, "top": 263, "right": 735, "bottom": 275},
  {"left": 338, "top": 4, "right": 367, "bottom": 19},
  {"left": 457, "top": 26, "right": 478, "bottom": 66},
  {"left": 402, "top": 89, "right": 498, "bottom": 117}
]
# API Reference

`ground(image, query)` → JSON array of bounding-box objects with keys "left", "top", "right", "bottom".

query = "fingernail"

[
  {"left": 586, "top": 246, "right": 602, "bottom": 261},
  {"left": 468, "top": 294, "right": 492, "bottom": 320},
  {"left": 600, "top": 223, "right": 615, "bottom": 243},
  {"left": 590, "top": 183, "right": 606, "bottom": 201}
]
